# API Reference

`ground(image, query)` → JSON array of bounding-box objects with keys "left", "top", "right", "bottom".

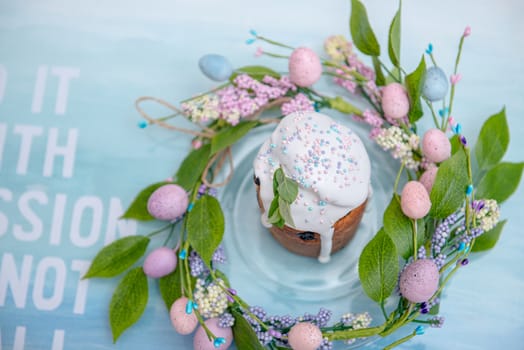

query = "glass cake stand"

[{"left": 219, "top": 116, "right": 400, "bottom": 349}]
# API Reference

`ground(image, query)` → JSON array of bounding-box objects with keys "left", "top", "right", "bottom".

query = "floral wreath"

[{"left": 84, "top": 1, "right": 523, "bottom": 349}]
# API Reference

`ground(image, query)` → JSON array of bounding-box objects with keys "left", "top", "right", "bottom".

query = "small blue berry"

[
  {"left": 438, "top": 107, "right": 449, "bottom": 118},
  {"left": 458, "top": 242, "right": 466, "bottom": 251},
  {"left": 187, "top": 203, "right": 194, "bottom": 212},
  {"left": 178, "top": 249, "right": 187, "bottom": 260},
  {"left": 213, "top": 337, "right": 226, "bottom": 348},
  {"left": 245, "top": 38, "right": 256, "bottom": 45},
  {"left": 185, "top": 300, "right": 193, "bottom": 314},
  {"left": 137, "top": 120, "right": 148, "bottom": 129},
  {"left": 249, "top": 29, "right": 258, "bottom": 36},
  {"left": 466, "top": 184, "right": 473, "bottom": 195},
  {"left": 453, "top": 123, "right": 462, "bottom": 134},
  {"left": 415, "top": 325, "right": 425, "bottom": 335},
  {"left": 425, "top": 43, "right": 433, "bottom": 55}
]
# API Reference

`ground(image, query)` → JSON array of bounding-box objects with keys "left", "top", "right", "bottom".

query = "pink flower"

[
  {"left": 448, "top": 116, "right": 455, "bottom": 125},
  {"left": 192, "top": 139, "right": 202, "bottom": 149},
  {"left": 450, "top": 74, "right": 462, "bottom": 85},
  {"left": 463, "top": 26, "right": 471, "bottom": 37},
  {"left": 281, "top": 93, "right": 315, "bottom": 115},
  {"left": 255, "top": 47, "right": 263, "bottom": 57}
]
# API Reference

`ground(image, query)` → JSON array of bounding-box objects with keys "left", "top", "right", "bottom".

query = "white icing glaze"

[{"left": 253, "top": 111, "right": 371, "bottom": 263}]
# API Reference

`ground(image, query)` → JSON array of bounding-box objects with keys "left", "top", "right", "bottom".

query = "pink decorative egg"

[
  {"left": 143, "top": 247, "right": 177, "bottom": 278},
  {"left": 419, "top": 165, "right": 438, "bottom": 194},
  {"left": 287, "top": 322, "right": 323, "bottom": 350},
  {"left": 381, "top": 83, "right": 410, "bottom": 120},
  {"left": 288, "top": 47, "right": 322, "bottom": 87},
  {"left": 400, "top": 181, "right": 431, "bottom": 219},
  {"left": 193, "top": 318, "right": 233, "bottom": 350},
  {"left": 147, "top": 184, "right": 189, "bottom": 221},
  {"left": 399, "top": 259, "right": 440, "bottom": 303},
  {"left": 170, "top": 297, "right": 198, "bottom": 335},
  {"left": 422, "top": 128, "right": 451, "bottom": 163}
]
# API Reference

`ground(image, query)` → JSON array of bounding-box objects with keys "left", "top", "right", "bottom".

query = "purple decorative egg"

[
  {"left": 422, "top": 128, "right": 451, "bottom": 163},
  {"left": 170, "top": 297, "right": 198, "bottom": 335},
  {"left": 193, "top": 318, "right": 233, "bottom": 350},
  {"left": 381, "top": 82, "right": 410, "bottom": 120},
  {"left": 143, "top": 247, "right": 177, "bottom": 278},
  {"left": 287, "top": 322, "right": 323, "bottom": 350},
  {"left": 399, "top": 259, "right": 440, "bottom": 303},
  {"left": 419, "top": 165, "right": 438, "bottom": 194},
  {"left": 288, "top": 47, "right": 322, "bottom": 87},
  {"left": 400, "top": 181, "right": 431, "bottom": 219},
  {"left": 147, "top": 184, "right": 189, "bottom": 221}
]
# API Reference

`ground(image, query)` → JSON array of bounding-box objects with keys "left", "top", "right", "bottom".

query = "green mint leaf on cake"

[
  {"left": 268, "top": 168, "right": 299, "bottom": 228},
  {"left": 405, "top": 55, "right": 426, "bottom": 123},
  {"left": 83, "top": 236, "right": 150, "bottom": 279},
  {"left": 388, "top": 5, "right": 401, "bottom": 68},
  {"left": 231, "top": 308, "right": 266, "bottom": 350},
  {"left": 187, "top": 195, "right": 225, "bottom": 269},
  {"left": 358, "top": 229, "right": 398, "bottom": 303},
  {"left": 474, "top": 107, "right": 509, "bottom": 172},
  {"left": 229, "top": 65, "right": 280, "bottom": 83},
  {"left": 109, "top": 267, "right": 148, "bottom": 342},
  {"left": 475, "top": 162, "right": 524, "bottom": 203},
  {"left": 350, "top": 0, "right": 381, "bottom": 56},
  {"left": 383, "top": 196, "right": 425, "bottom": 260},
  {"left": 121, "top": 182, "right": 169, "bottom": 220},
  {"left": 211, "top": 121, "right": 258, "bottom": 155},
  {"left": 430, "top": 149, "right": 469, "bottom": 218},
  {"left": 175, "top": 144, "right": 211, "bottom": 191}
]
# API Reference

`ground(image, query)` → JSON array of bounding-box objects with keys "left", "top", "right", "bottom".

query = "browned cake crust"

[{"left": 256, "top": 184, "right": 367, "bottom": 257}]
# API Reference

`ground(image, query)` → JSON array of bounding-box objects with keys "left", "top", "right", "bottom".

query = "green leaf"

[
  {"left": 187, "top": 195, "right": 225, "bottom": 268},
  {"left": 277, "top": 177, "right": 299, "bottom": 203},
  {"left": 327, "top": 96, "right": 363, "bottom": 115},
  {"left": 388, "top": 8, "right": 401, "bottom": 67},
  {"left": 383, "top": 196, "right": 425, "bottom": 259},
  {"left": 268, "top": 195, "right": 279, "bottom": 218},
  {"left": 175, "top": 144, "right": 211, "bottom": 191},
  {"left": 121, "top": 182, "right": 167, "bottom": 220},
  {"left": 474, "top": 108, "right": 509, "bottom": 171},
  {"left": 449, "top": 134, "right": 462, "bottom": 155},
  {"left": 278, "top": 197, "right": 295, "bottom": 227},
  {"left": 159, "top": 266, "right": 182, "bottom": 309},
  {"left": 476, "top": 162, "right": 524, "bottom": 203},
  {"left": 109, "top": 267, "right": 148, "bottom": 342},
  {"left": 430, "top": 150, "right": 469, "bottom": 218},
  {"left": 372, "top": 56, "right": 386, "bottom": 86},
  {"left": 230, "top": 65, "right": 280, "bottom": 82},
  {"left": 350, "top": 0, "right": 381, "bottom": 56},
  {"left": 211, "top": 121, "right": 258, "bottom": 155},
  {"left": 358, "top": 229, "right": 399, "bottom": 303},
  {"left": 405, "top": 55, "right": 426, "bottom": 123},
  {"left": 472, "top": 220, "right": 507, "bottom": 252},
  {"left": 231, "top": 308, "right": 266, "bottom": 350},
  {"left": 84, "top": 236, "right": 150, "bottom": 278},
  {"left": 385, "top": 66, "right": 401, "bottom": 85}
]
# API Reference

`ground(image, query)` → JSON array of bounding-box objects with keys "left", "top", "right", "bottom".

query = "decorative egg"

[
  {"left": 381, "top": 82, "right": 410, "bottom": 119},
  {"left": 422, "top": 66, "right": 448, "bottom": 102},
  {"left": 170, "top": 297, "right": 198, "bottom": 335},
  {"left": 419, "top": 165, "right": 438, "bottom": 194},
  {"left": 193, "top": 318, "right": 233, "bottom": 350},
  {"left": 400, "top": 181, "right": 431, "bottom": 219},
  {"left": 287, "top": 322, "right": 323, "bottom": 350},
  {"left": 288, "top": 47, "right": 322, "bottom": 87},
  {"left": 198, "top": 54, "right": 233, "bottom": 82},
  {"left": 399, "top": 259, "right": 440, "bottom": 303},
  {"left": 422, "top": 128, "right": 451, "bottom": 163},
  {"left": 147, "top": 184, "right": 189, "bottom": 221},
  {"left": 143, "top": 247, "right": 177, "bottom": 278}
]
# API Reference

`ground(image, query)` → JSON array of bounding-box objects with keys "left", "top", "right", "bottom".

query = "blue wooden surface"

[{"left": 1, "top": 0, "right": 523, "bottom": 349}]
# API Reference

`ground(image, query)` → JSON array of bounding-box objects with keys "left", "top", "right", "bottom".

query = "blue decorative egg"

[
  {"left": 198, "top": 54, "right": 233, "bottom": 82},
  {"left": 422, "top": 66, "right": 448, "bottom": 102}
]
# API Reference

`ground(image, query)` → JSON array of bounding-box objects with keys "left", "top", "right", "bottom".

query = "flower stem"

[
  {"left": 383, "top": 331, "right": 417, "bottom": 350},
  {"left": 424, "top": 98, "right": 440, "bottom": 128},
  {"left": 443, "top": 34, "right": 466, "bottom": 131},
  {"left": 257, "top": 36, "right": 295, "bottom": 50},
  {"left": 412, "top": 219, "right": 418, "bottom": 261},
  {"left": 324, "top": 325, "right": 385, "bottom": 341},
  {"left": 261, "top": 51, "right": 289, "bottom": 59},
  {"left": 393, "top": 163, "right": 405, "bottom": 200},
  {"left": 147, "top": 222, "right": 174, "bottom": 237}
]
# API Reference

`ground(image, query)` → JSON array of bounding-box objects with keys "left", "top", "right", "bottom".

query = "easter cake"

[{"left": 253, "top": 111, "right": 371, "bottom": 263}]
